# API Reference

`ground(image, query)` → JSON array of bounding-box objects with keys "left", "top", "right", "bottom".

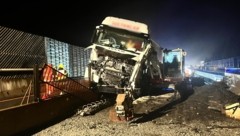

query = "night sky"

[{"left": 1, "top": 0, "right": 240, "bottom": 65}]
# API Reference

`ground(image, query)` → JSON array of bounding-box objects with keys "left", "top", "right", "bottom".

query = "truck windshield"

[{"left": 94, "top": 28, "right": 148, "bottom": 52}]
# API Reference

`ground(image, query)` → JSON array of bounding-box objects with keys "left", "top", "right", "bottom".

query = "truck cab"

[
  {"left": 163, "top": 48, "right": 186, "bottom": 83},
  {"left": 85, "top": 16, "right": 162, "bottom": 97}
]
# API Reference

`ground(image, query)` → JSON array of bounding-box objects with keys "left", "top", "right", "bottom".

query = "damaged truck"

[{"left": 85, "top": 16, "right": 186, "bottom": 121}]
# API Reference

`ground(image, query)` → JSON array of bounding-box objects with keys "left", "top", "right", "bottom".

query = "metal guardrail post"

[{"left": 33, "top": 64, "right": 40, "bottom": 102}]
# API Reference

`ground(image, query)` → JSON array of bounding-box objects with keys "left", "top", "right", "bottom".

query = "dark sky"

[{"left": 1, "top": 0, "right": 240, "bottom": 65}]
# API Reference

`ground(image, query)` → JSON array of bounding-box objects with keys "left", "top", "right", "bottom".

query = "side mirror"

[{"left": 90, "top": 29, "right": 98, "bottom": 44}]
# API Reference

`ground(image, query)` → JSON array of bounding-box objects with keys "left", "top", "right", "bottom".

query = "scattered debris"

[
  {"left": 76, "top": 99, "right": 113, "bottom": 116},
  {"left": 224, "top": 102, "right": 240, "bottom": 120},
  {"left": 208, "top": 100, "right": 223, "bottom": 112}
]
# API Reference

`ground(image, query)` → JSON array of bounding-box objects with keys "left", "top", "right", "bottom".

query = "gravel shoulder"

[{"left": 33, "top": 82, "right": 240, "bottom": 136}]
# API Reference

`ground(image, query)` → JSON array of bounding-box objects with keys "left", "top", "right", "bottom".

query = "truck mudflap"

[{"left": 109, "top": 93, "right": 134, "bottom": 122}]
